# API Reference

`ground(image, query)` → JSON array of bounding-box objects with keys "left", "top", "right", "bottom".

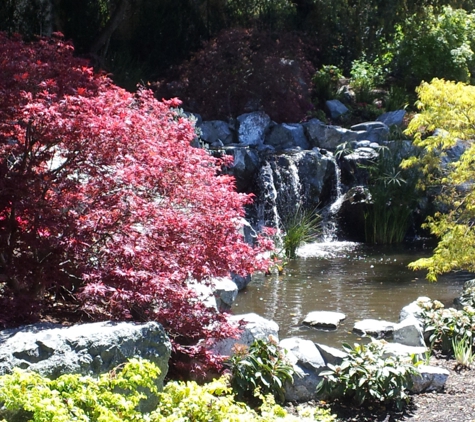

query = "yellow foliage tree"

[{"left": 402, "top": 78, "right": 475, "bottom": 280}]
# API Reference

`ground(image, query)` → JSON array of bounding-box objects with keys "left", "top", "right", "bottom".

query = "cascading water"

[
  {"left": 256, "top": 161, "right": 283, "bottom": 233},
  {"left": 320, "top": 159, "right": 345, "bottom": 241},
  {"left": 254, "top": 150, "right": 340, "bottom": 240}
]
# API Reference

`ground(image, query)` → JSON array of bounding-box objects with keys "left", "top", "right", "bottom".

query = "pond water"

[{"left": 233, "top": 241, "right": 474, "bottom": 348}]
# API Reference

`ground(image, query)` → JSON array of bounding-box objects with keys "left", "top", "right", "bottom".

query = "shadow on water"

[{"left": 233, "top": 241, "right": 474, "bottom": 348}]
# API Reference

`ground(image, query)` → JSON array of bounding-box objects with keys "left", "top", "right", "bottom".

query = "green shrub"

[
  {"left": 312, "top": 65, "right": 344, "bottom": 107},
  {"left": 0, "top": 358, "right": 336, "bottom": 422},
  {"left": 389, "top": 6, "right": 475, "bottom": 88},
  {"left": 317, "top": 341, "right": 419, "bottom": 411},
  {"left": 0, "top": 358, "right": 161, "bottom": 422},
  {"left": 349, "top": 59, "right": 385, "bottom": 104},
  {"left": 229, "top": 337, "right": 295, "bottom": 405},
  {"left": 417, "top": 298, "right": 475, "bottom": 354}
]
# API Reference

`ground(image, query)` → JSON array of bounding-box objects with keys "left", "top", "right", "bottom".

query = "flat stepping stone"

[
  {"left": 353, "top": 319, "right": 395, "bottom": 339},
  {"left": 302, "top": 311, "right": 346, "bottom": 330}
]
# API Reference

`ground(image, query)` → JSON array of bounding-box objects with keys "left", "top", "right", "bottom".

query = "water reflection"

[{"left": 233, "top": 242, "right": 474, "bottom": 348}]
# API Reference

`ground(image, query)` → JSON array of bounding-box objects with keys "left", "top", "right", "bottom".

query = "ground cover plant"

[
  {"left": 0, "top": 358, "right": 337, "bottom": 422},
  {"left": 0, "top": 31, "right": 274, "bottom": 377}
]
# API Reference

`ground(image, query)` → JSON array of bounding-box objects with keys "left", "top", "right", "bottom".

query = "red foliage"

[
  {"left": 0, "top": 32, "right": 273, "bottom": 377},
  {"left": 156, "top": 28, "right": 316, "bottom": 123}
]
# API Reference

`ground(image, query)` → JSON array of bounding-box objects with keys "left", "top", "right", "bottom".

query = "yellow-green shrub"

[{"left": 0, "top": 359, "right": 336, "bottom": 422}]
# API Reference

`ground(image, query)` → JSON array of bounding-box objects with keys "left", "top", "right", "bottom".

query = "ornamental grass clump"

[
  {"left": 281, "top": 206, "right": 321, "bottom": 259},
  {"left": 317, "top": 341, "right": 419, "bottom": 411}
]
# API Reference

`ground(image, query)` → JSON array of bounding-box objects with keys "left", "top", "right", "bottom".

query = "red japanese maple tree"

[{"left": 0, "top": 32, "right": 272, "bottom": 376}]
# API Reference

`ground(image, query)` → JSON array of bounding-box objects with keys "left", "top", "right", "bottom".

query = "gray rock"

[
  {"left": 303, "top": 119, "right": 358, "bottom": 151},
  {"left": 351, "top": 121, "right": 389, "bottom": 144},
  {"left": 393, "top": 316, "right": 425, "bottom": 347},
  {"left": 0, "top": 321, "right": 171, "bottom": 383},
  {"left": 211, "top": 313, "right": 279, "bottom": 357},
  {"left": 237, "top": 111, "right": 271, "bottom": 146},
  {"left": 382, "top": 342, "right": 428, "bottom": 359},
  {"left": 231, "top": 272, "right": 252, "bottom": 291},
  {"left": 187, "top": 279, "right": 218, "bottom": 310},
  {"left": 302, "top": 311, "right": 346, "bottom": 330},
  {"left": 199, "top": 120, "right": 234, "bottom": 145},
  {"left": 315, "top": 343, "right": 347, "bottom": 366},
  {"left": 400, "top": 297, "right": 431, "bottom": 322},
  {"left": 280, "top": 337, "right": 326, "bottom": 402},
  {"left": 353, "top": 319, "right": 395, "bottom": 339},
  {"left": 410, "top": 365, "right": 449, "bottom": 393},
  {"left": 222, "top": 146, "right": 261, "bottom": 191},
  {"left": 325, "top": 100, "right": 349, "bottom": 119},
  {"left": 376, "top": 110, "right": 406, "bottom": 127},
  {"left": 356, "top": 140, "right": 372, "bottom": 148},
  {"left": 265, "top": 123, "right": 310, "bottom": 150},
  {"left": 344, "top": 146, "right": 379, "bottom": 162},
  {"left": 211, "top": 276, "right": 239, "bottom": 310}
]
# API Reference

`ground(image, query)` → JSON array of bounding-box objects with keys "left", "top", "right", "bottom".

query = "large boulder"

[
  {"left": 377, "top": 110, "right": 406, "bottom": 128},
  {"left": 199, "top": 120, "right": 234, "bottom": 146},
  {"left": 211, "top": 313, "right": 279, "bottom": 357},
  {"left": 265, "top": 123, "right": 310, "bottom": 150},
  {"left": 400, "top": 297, "right": 431, "bottom": 322},
  {"left": 325, "top": 100, "right": 349, "bottom": 120},
  {"left": 0, "top": 321, "right": 171, "bottom": 384},
  {"left": 221, "top": 146, "right": 261, "bottom": 192},
  {"left": 237, "top": 112, "right": 271, "bottom": 147},
  {"left": 393, "top": 316, "right": 425, "bottom": 347},
  {"left": 351, "top": 121, "right": 389, "bottom": 144},
  {"left": 303, "top": 119, "right": 358, "bottom": 151},
  {"left": 280, "top": 337, "right": 326, "bottom": 402}
]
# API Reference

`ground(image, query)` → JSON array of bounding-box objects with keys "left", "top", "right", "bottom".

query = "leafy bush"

[
  {"left": 0, "top": 32, "right": 273, "bottom": 377},
  {"left": 402, "top": 79, "right": 475, "bottom": 281},
  {"left": 155, "top": 28, "right": 316, "bottom": 123},
  {"left": 417, "top": 298, "right": 475, "bottom": 354},
  {"left": 349, "top": 59, "right": 385, "bottom": 104},
  {"left": 0, "top": 359, "right": 336, "bottom": 422},
  {"left": 0, "top": 358, "right": 160, "bottom": 422},
  {"left": 312, "top": 65, "right": 344, "bottom": 107},
  {"left": 317, "top": 341, "right": 419, "bottom": 411},
  {"left": 389, "top": 6, "right": 475, "bottom": 88},
  {"left": 229, "top": 337, "right": 295, "bottom": 404}
]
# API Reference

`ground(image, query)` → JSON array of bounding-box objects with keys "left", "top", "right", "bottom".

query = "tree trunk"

[{"left": 89, "top": 0, "right": 131, "bottom": 57}]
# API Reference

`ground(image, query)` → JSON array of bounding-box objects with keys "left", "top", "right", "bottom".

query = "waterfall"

[
  {"left": 253, "top": 150, "right": 342, "bottom": 243},
  {"left": 256, "top": 161, "right": 283, "bottom": 234},
  {"left": 320, "top": 158, "right": 345, "bottom": 242}
]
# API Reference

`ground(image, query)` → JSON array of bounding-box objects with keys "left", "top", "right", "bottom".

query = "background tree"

[
  {"left": 402, "top": 78, "right": 475, "bottom": 280},
  {"left": 155, "top": 28, "right": 316, "bottom": 123},
  {"left": 0, "top": 32, "right": 272, "bottom": 376}
]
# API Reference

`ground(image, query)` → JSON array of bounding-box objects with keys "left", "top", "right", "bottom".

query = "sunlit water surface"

[{"left": 233, "top": 241, "right": 474, "bottom": 348}]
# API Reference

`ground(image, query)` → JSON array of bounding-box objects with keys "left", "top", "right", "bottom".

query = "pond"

[{"left": 233, "top": 241, "right": 474, "bottom": 348}]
